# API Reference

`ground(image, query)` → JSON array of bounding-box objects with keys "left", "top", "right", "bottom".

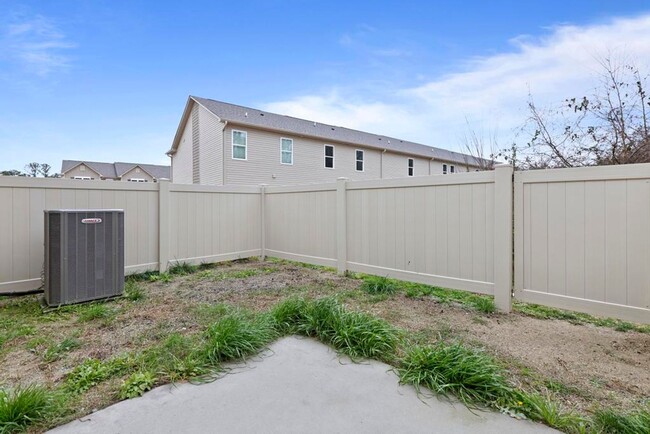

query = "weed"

[
  {"left": 65, "top": 355, "right": 134, "bottom": 394},
  {"left": 0, "top": 385, "right": 57, "bottom": 433},
  {"left": 270, "top": 297, "right": 311, "bottom": 335},
  {"left": 43, "top": 337, "right": 81, "bottom": 363},
  {"left": 119, "top": 371, "right": 157, "bottom": 400},
  {"left": 149, "top": 273, "right": 172, "bottom": 283},
  {"left": 515, "top": 392, "right": 587, "bottom": 433},
  {"left": 398, "top": 342, "right": 512, "bottom": 408},
  {"left": 124, "top": 280, "right": 145, "bottom": 301},
  {"left": 139, "top": 333, "right": 207, "bottom": 381},
  {"left": 168, "top": 262, "right": 198, "bottom": 276},
  {"left": 359, "top": 276, "right": 398, "bottom": 295},
  {"left": 202, "top": 308, "right": 277, "bottom": 364},
  {"left": 593, "top": 408, "right": 650, "bottom": 434}
]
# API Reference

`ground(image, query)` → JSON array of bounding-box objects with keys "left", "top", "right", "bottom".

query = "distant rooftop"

[
  {"left": 61, "top": 160, "right": 170, "bottom": 180},
  {"left": 188, "top": 96, "right": 489, "bottom": 167}
]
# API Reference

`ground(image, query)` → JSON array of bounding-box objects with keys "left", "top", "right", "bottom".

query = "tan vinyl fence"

[
  {"left": 514, "top": 164, "right": 650, "bottom": 324},
  {"left": 1, "top": 164, "right": 649, "bottom": 324},
  {"left": 0, "top": 177, "right": 261, "bottom": 294}
]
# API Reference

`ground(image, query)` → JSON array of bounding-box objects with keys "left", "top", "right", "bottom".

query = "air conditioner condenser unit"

[{"left": 44, "top": 209, "right": 125, "bottom": 306}]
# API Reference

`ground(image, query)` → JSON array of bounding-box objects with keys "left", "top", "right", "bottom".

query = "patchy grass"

[
  {"left": 267, "top": 257, "right": 336, "bottom": 272},
  {"left": 168, "top": 262, "right": 198, "bottom": 276},
  {"left": 76, "top": 303, "right": 115, "bottom": 323},
  {"left": 359, "top": 275, "right": 398, "bottom": 295},
  {"left": 42, "top": 337, "right": 82, "bottom": 363},
  {"left": 0, "top": 385, "right": 58, "bottom": 434},
  {"left": 124, "top": 280, "right": 145, "bottom": 302},
  {"left": 513, "top": 302, "right": 650, "bottom": 333},
  {"left": 398, "top": 342, "right": 512, "bottom": 408},
  {"left": 119, "top": 371, "right": 157, "bottom": 400},
  {"left": 65, "top": 355, "right": 134, "bottom": 394}
]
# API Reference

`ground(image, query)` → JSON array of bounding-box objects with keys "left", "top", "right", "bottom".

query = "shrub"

[{"left": 398, "top": 342, "right": 512, "bottom": 408}]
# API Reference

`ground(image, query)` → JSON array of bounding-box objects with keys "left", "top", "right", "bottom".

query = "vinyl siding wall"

[
  {"left": 63, "top": 165, "right": 102, "bottom": 180},
  {"left": 172, "top": 108, "right": 194, "bottom": 184},
  {"left": 121, "top": 167, "right": 154, "bottom": 182},
  {"left": 198, "top": 105, "right": 223, "bottom": 185},
  {"left": 222, "top": 125, "right": 470, "bottom": 185}
]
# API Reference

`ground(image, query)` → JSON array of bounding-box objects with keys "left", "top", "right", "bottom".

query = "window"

[
  {"left": 443, "top": 164, "right": 448, "bottom": 175},
  {"left": 324, "top": 145, "right": 334, "bottom": 168},
  {"left": 450, "top": 165, "right": 455, "bottom": 174},
  {"left": 355, "top": 150, "right": 364, "bottom": 172},
  {"left": 232, "top": 130, "right": 247, "bottom": 160},
  {"left": 72, "top": 176, "right": 92, "bottom": 180},
  {"left": 408, "top": 158, "right": 414, "bottom": 176},
  {"left": 128, "top": 178, "right": 147, "bottom": 183},
  {"left": 280, "top": 138, "right": 293, "bottom": 165}
]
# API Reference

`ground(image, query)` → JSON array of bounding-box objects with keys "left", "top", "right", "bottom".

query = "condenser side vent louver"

[{"left": 44, "top": 209, "right": 125, "bottom": 306}]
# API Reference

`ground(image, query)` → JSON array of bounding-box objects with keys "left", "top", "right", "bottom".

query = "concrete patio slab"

[{"left": 50, "top": 336, "right": 558, "bottom": 433}]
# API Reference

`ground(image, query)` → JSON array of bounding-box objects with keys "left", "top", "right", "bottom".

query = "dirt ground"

[{"left": 1, "top": 258, "right": 648, "bottom": 421}]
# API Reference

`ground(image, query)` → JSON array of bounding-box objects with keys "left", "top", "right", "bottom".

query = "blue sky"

[{"left": 1, "top": 0, "right": 649, "bottom": 173}]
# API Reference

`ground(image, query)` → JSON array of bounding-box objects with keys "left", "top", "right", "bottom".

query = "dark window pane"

[
  {"left": 356, "top": 161, "right": 363, "bottom": 171},
  {"left": 356, "top": 150, "right": 363, "bottom": 160},
  {"left": 325, "top": 146, "right": 334, "bottom": 157},
  {"left": 325, "top": 156, "right": 334, "bottom": 168}
]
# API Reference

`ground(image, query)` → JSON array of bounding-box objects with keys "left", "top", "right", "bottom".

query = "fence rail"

[{"left": 1, "top": 164, "right": 648, "bottom": 324}]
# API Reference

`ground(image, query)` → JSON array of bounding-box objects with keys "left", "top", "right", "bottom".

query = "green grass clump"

[
  {"left": 271, "top": 297, "right": 400, "bottom": 363},
  {"left": 139, "top": 333, "right": 207, "bottom": 381},
  {"left": 593, "top": 408, "right": 650, "bottom": 434},
  {"left": 471, "top": 297, "right": 496, "bottom": 314},
  {"left": 0, "top": 385, "right": 57, "bottom": 433},
  {"left": 202, "top": 308, "right": 277, "bottom": 364},
  {"left": 119, "top": 371, "right": 157, "bottom": 400},
  {"left": 124, "top": 280, "right": 145, "bottom": 301},
  {"left": 398, "top": 342, "right": 512, "bottom": 408},
  {"left": 76, "top": 304, "right": 114, "bottom": 323},
  {"left": 515, "top": 392, "right": 587, "bottom": 433},
  {"left": 359, "top": 276, "right": 398, "bottom": 295},
  {"left": 42, "top": 337, "right": 81, "bottom": 362}
]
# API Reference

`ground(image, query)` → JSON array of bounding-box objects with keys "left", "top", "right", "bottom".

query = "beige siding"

[
  {"left": 265, "top": 186, "right": 337, "bottom": 265},
  {"left": 173, "top": 109, "right": 194, "bottom": 184},
  {"left": 198, "top": 105, "right": 223, "bottom": 185},
  {"left": 514, "top": 164, "right": 650, "bottom": 323},
  {"left": 121, "top": 167, "right": 154, "bottom": 182},
  {"left": 222, "top": 125, "right": 450, "bottom": 185},
  {"left": 63, "top": 164, "right": 102, "bottom": 180}
]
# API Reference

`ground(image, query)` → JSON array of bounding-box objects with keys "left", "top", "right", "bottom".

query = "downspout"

[
  {"left": 222, "top": 121, "right": 228, "bottom": 186},
  {"left": 381, "top": 149, "right": 387, "bottom": 179}
]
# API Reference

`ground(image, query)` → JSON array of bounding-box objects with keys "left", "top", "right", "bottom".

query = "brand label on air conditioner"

[{"left": 81, "top": 218, "right": 102, "bottom": 224}]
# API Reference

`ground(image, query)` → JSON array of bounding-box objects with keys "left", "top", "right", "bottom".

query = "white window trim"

[
  {"left": 355, "top": 149, "right": 364, "bottom": 172},
  {"left": 408, "top": 158, "right": 414, "bottom": 177},
  {"left": 324, "top": 144, "right": 335, "bottom": 169},
  {"left": 232, "top": 129, "right": 248, "bottom": 161},
  {"left": 280, "top": 137, "right": 294, "bottom": 165}
]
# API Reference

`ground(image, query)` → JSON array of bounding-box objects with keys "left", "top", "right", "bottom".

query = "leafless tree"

[
  {"left": 517, "top": 55, "right": 650, "bottom": 169},
  {"left": 460, "top": 118, "right": 498, "bottom": 170}
]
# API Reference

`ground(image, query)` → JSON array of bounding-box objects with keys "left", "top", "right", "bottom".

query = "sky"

[{"left": 1, "top": 0, "right": 650, "bottom": 173}]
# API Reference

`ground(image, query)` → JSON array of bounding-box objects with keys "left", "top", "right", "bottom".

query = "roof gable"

[{"left": 61, "top": 160, "right": 170, "bottom": 180}]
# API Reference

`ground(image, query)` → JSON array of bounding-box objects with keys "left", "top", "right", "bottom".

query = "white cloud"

[
  {"left": 262, "top": 14, "right": 650, "bottom": 152},
  {"left": 0, "top": 14, "right": 75, "bottom": 76}
]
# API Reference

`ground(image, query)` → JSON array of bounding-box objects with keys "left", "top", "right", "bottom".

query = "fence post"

[
  {"left": 158, "top": 179, "right": 170, "bottom": 273},
  {"left": 336, "top": 177, "right": 348, "bottom": 275},
  {"left": 260, "top": 184, "right": 267, "bottom": 261},
  {"left": 493, "top": 164, "right": 513, "bottom": 312}
]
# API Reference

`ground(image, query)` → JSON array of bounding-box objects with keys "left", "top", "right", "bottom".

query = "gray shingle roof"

[
  {"left": 191, "top": 96, "right": 488, "bottom": 167},
  {"left": 61, "top": 160, "right": 170, "bottom": 180}
]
